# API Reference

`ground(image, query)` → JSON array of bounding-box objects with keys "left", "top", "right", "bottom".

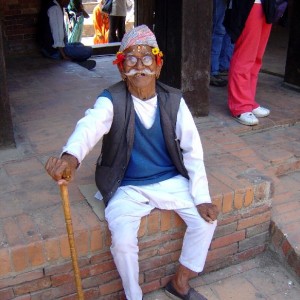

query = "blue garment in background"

[
  {"left": 211, "top": 0, "right": 234, "bottom": 75},
  {"left": 42, "top": 42, "right": 92, "bottom": 62}
]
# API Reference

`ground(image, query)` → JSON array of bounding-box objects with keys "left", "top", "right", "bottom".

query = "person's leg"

[
  {"left": 210, "top": 0, "right": 228, "bottom": 86},
  {"left": 228, "top": 4, "right": 264, "bottom": 116},
  {"left": 41, "top": 48, "right": 61, "bottom": 60},
  {"left": 178, "top": 207, "right": 217, "bottom": 273},
  {"left": 169, "top": 206, "right": 217, "bottom": 295},
  {"left": 211, "top": 0, "right": 227, "bottom": 75},
  {"left": 105, "top": 188, "right": 154, "bottom": 300},
  {"left": 219, "top": 32, "right": 234, "bottom": 72},
  {"left": 64, "top": 42, "right": 93, "bottom": 61},
  {"left": 109, "top": 15, "right": 118, "bottom": 42},
  {"left": 250, "top": 7, "right": 272, "bottom": 106},
  {"left": 116, "top": 16, "right": 126, "bottom": 41}
]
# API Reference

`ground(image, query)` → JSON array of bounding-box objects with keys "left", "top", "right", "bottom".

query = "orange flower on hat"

[{"left": 154, "top": 48, "right": 163, "bottom": 66}]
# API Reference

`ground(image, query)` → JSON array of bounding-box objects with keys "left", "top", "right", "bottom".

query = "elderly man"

[{"left": 45, "top": 25, "right": 218, "bottom": 300}]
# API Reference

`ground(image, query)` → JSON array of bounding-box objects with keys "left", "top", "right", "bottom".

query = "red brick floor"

[{"left": 1, "top": 54, "right": 300, "bottom": 299}]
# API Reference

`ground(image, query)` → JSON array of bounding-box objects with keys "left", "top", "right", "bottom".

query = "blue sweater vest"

[{"left": 121, "top": 105, "right": 179, "bottom": 186}]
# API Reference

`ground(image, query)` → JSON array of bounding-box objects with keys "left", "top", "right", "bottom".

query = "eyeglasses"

[{"left": 124, "top": 55, "right": 154, "bottom": 67}]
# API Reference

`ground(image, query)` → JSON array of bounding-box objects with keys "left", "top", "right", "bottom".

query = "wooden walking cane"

[{"left": 59, "top": 178, "right": 84, "bottom": 300}]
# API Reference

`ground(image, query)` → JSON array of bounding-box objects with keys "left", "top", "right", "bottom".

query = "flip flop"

[{"left": 165, "top": 281, "right": 208, "bottom": 300}]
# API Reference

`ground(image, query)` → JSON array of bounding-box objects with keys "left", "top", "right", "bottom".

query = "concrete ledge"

[{"left": 92, "top": 43, "right": 121, "bottom": 56}]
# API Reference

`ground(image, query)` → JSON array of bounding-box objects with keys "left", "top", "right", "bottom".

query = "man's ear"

[
  {"left": 117, "top": 64, "right": 126, "bottom": 81},
  {"left": 156, "top": 59, "right": 163, "bottom": 79}
]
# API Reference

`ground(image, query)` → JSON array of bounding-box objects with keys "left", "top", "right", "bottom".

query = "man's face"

[{"left": 120, "top": 45, "right": 163, "bottom": 93}]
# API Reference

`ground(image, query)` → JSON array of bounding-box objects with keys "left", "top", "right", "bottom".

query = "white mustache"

[{"left": 124, "top": 69, "right": 155, "bottom": 76}]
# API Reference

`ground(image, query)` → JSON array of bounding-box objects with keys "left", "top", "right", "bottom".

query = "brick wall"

[
  {"left": 1, "top": 0, "right": 41, "bottom": 56},
  {"left": 0, "top": 179, "right": 272, "bottom": 300}
]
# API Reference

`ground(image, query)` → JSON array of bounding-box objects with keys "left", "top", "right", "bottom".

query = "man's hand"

[
  {"left": 45, "top": 154, "right": 78, "bottom": 185},
  {"left": 197, "top": 203, "right": 219, "bottom": 223},
  {"left": 58, "top": 47, "right": 71, "bottom": 60}
]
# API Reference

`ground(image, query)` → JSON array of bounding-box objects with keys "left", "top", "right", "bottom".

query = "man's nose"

[{"left": 135, "top": 58, "right": 144, "bottom": 68}]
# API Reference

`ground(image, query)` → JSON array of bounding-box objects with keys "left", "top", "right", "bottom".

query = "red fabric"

[
  {"left": 93, "top": 4, "right": 109, "bottom": 44},
  {"left": 228, "top": 4, "right": 272, "bottom": 116}
]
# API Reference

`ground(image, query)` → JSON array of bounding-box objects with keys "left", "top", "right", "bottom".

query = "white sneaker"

[
  {"left": 252, "top": 106, "right": 270, "bottom": 117},
  {"left": 234, "top": 112, "right": 259, "bottom": 126}
]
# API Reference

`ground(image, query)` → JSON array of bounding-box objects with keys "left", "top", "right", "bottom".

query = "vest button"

[{"left": 117, "top": 180, "right": 121, "bottom": 183}]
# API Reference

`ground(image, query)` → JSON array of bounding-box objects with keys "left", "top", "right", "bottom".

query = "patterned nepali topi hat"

[
  {"left": 113, "top": 25, "right": 163, "bottom": 67},
  {"left": 119, "top": 24, "right": 159, "bottom": 52}
]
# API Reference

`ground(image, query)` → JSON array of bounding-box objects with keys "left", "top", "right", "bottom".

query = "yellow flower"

[{"left": 152, "top": 47, "right": 160, "bottom": 55}]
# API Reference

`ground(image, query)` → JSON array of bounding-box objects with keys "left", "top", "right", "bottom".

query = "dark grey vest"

[{"left": 95, "top": 81, "right": 189, "bottom": 206}]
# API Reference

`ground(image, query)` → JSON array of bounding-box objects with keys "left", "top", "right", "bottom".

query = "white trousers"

[{"left": 104, "top": 178, "right": 217, "bottom": 300}]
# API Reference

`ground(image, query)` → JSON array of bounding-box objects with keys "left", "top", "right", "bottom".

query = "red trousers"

[{"left": 228, "top": 4, "right": 272, "bottom": 116}]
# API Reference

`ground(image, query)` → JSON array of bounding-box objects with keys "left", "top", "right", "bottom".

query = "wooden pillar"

[
  {"left": 135, "top": 0, "right": 212, "bottom": 116},
  {"left": 284, "top": 0, "right": 300, "bottom": 87},
  {"left": 0, "top": 21, "right": 15, "bottom": 148},
  {"left": 135, "top": 0, "right": 155, "bottom": 28},
  {"left": 154, "top": 0, "right": 212, "bottom": 116}
]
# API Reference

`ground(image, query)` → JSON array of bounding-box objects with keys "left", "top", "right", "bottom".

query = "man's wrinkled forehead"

[{"left": 124, "top": 45, "right": 153, "bottom": 56}]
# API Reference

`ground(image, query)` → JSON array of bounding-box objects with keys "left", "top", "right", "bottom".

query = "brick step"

[
  {"left": 0, "top": 161, "right": 273, "bottom": 299},
  {"left": 239, "top": 125, "right": 300, "bottom": 177},
  {"left": 0, "top": 196, "right": 272, "bottom": 299},
  {"left": 267, "top": 155, "right": 300, "bottom": 177},
  {"left": 268, "top": 170, "right": 300, "bottom": 278},
  {"left": 269, "top": 220, "right": 300, "bottom": 279}
]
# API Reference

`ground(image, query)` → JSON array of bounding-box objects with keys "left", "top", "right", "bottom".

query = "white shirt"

[
  {"left": 111, "top": 0, "right": 127, "bottom": 17},
  {"left": 63, "top": 94, "right": 211, "bottom": 206},
  {"left": 47, "top": 0, "right": 66, "bottom": 48}
]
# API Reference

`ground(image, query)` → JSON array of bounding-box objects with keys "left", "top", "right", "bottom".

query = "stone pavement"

[
  {"left": 1, "top": 53, "right": 300, "bottom": 299},
  {"left": 145, "top": 252, "right": 300, "bottom": 300}
]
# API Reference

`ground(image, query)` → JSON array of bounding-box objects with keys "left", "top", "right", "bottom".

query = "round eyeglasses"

[{"left": 124, "top": 55, "right": 154, "bottom": 67}]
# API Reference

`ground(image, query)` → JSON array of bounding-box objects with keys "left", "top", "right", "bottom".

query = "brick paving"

[
  {"left": 0, "top": 53, "right": 299, "bottom": 299},
  {"left": 145, "top": 252, "right": 300, "bottom": 300}
]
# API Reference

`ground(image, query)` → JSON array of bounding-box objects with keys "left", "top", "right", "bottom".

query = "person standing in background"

[
  {"left": 109, "top": 0, "right": 127, "bottom": 42},
  {"left": 210, "top": 0, "right": 234, "bottom": 87},
  {"left": 93, "top": 0, "right": 109, "bottom": 44},
  {"left": 125, "top": 0, "right": 135, "bottom": 32},
  {"left": 225, "top": 0, "right": 272, "bottom": 125},
  {"left": 65, "top": 0, "right": 89, "bottom": 43}
]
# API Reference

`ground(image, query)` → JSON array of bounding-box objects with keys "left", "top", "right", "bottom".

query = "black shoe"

[
  {"left": 210, "top": 74, "right": 227, "bottom": 87},
  {"left": 219, "top": 69, "right": 229, "bottom": 76},
  {"left": 77, "top": 59, "right": 96, "bottom": 70}
]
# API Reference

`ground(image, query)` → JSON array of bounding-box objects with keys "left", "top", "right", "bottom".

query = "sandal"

[{"left": 165, "top": 281, "right": 208, "bottom": 300}]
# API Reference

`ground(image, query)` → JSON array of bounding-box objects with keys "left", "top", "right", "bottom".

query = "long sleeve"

[
  {"left": 48, "top": 3, "right": 66, "bottom": 48},
  {"left": 176, "top": 99, "right": 211, "bottom": 205},
  {"left": 62, "top": 97, "right": 114, "bottom": 162}
]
